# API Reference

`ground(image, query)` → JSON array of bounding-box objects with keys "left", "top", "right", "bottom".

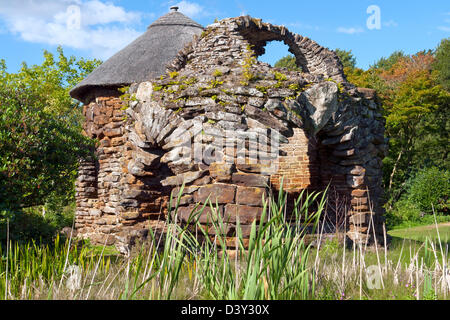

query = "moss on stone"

[
  {"left": 288, "top": 83, "right": 300, "bottom": 91},
  {"left": 255, "top": 85, "right": 268, "bottom": 94},
  {"left": 169, "top": 71, "right": 179, "bottom": 79},
  {"left": 184, "top": 77, "right": 198, "bottom": 85},
  {"left": 208, "top": 79, "right": 224, "bottom": 89},
  {"left": 213, "top": 69, "right": 223, "bottom": 77},
  {"left": 241, "top": 45, "right": 258, "bottom": 84}
]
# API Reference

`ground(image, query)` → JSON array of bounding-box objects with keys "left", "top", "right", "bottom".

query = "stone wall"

[
  {"left": 75, "top": 95, "right": 168, "bottom": 253},
  {"left": 74, "top": 16, "right": 388, "bottom": 251},
  {"left": 75, "top": 96, "right": 125, "bottom": 246}
]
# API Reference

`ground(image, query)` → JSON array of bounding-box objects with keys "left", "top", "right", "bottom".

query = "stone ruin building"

[{"left": 70, "top": 8, "right": 388, "bottom": 254}]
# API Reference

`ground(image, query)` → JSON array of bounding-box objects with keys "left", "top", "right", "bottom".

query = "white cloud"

[
  {"left": 437, "top": 26, "right": 450, "bottom": 32},
  {"left": 54, "top": 1, "right": 141, "bottom": 27},
  {"left": 0, "top": 0, "right": 143, "bottom": 60},
  {"left": 336, "top": 27, "right": 364, "bottom": 35},
  {"left": 174, "top": 1, "right": 205, "bottom": 18},
  {"left": 0, "top": 0, "right": 69, "bottom": 21},
  {"left": 437, "top": 12, "right": 450, "bottom": 32}
]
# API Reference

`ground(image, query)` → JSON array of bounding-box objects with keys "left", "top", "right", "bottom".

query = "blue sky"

[{"left": 0, "top": 0, "right": 449, "bottom": 73}]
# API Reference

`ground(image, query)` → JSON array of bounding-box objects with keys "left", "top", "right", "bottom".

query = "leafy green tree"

[
  {"left": 378, "top": 52, "right": 449, "bottom": 201},
  {"left": 386, "top": 167, "right": 449, "bottom": 228},
  {"left": 433, "top": 38, "right": 450, "bottom": 91},
  {"left": 1, "top": 46, "right": 101, "bottom": 125},
  {"left": 274, "top": 55, "right": 301, "bottom": 71},
  {"left": 0, "top": 47, "right": 100, "bottom": 215},
  {"left": 335, "top": 48, "right": 357, "bottom": 70},
  {"left": 371, "top": 50, "right": 406, "bottom": 70}
]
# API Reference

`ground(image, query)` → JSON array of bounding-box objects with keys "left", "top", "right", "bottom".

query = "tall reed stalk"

[{"left": 1, "top": 184, "right": 448, "bottom": 300}]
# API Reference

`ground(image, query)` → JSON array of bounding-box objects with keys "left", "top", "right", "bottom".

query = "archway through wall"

[
  {"left": 234, "top": 16, "right": 347, "bottom": 83},
  {"left": 258, "top": 40, "right": 301, "bottom": 71}
]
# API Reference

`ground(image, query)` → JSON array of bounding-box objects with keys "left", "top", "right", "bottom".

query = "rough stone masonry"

[{"left": 72, "top": 15, "right": 388, "bottom": 254}]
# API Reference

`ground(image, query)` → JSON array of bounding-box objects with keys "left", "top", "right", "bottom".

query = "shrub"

[
  {"left": 386, "top": 167, "right": 449, "bottom": 228},
  {"left": 387, "top": 199, "right": 423, "bottom": 228},
  {"left": 0, "top": 202, "right": 74, "bottom": 246},
  {"left": 407, "top": 167, "right": 449, "bottom": 215}
]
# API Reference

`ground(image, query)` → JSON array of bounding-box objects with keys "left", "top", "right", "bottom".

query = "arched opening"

[
  {"left": 258, "top": 40, "right": 302, "bottom": 71},
  {"left": 233, "top": 17, "right": 347, "bottom": 83},
  {"left": 236, "top": 22, "right": 310, "bottom": 74}
]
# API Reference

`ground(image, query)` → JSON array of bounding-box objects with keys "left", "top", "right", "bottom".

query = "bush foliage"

[
  {"left": 407, "top": 167, "right": 449, "bottom": 215},
  {"left": 0, "top": 47, "right": 101, "bottom": 243},
  {"left": 386, "top": 167, "right": 449, "bottom": 228}
]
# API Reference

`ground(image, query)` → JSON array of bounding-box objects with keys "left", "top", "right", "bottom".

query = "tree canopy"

[
  {"left": 335, "top": 49, "right": 357, "bottom": 70},
  {"left": 0, "top": 47, "right": 101, "bottom": 213},
  {"left": 433, "top": 38, "right": 450, "bottom": 91},
  {"left": 274, "top": 55, "right": 301, "bottom": 71}
]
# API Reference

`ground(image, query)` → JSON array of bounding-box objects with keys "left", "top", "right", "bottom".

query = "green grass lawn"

[{"left": 388, "top": 222, "right": 450, "bottom": 244}]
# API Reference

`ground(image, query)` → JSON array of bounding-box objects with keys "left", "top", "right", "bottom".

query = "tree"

[
  {"left": 0, "top": 47, "right": 101, "bottom": 214},
  {"left": 335, "top": 48, "right": 357, "bottom": 70},
  {"left": 2, "top": 46, "right": 101, "bottom": 125},
  {"left": 433, "top": 38, "right": 450, "bottom": 91},
  {"left": 274, "top": 55, "right": 301, "bottom": 71},
  {"left": 378, "top": 51, "right": 449, "bottom": 204},
  {"left": 371, "top": 50, "right": 406, "bottom": 70}
]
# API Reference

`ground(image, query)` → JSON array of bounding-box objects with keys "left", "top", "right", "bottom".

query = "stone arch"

[
  {"left": 167, "top": 16, "right": 347, "bottom": 85},
  {"left": 161, "top": 20, "right": 349, "bottom": 236},
  {"left": 234, "top": 16, "right": 347, "bottom": 83}
]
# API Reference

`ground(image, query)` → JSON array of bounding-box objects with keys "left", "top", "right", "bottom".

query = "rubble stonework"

[{"left": 73, "top": 15, "right": 388, "bottom": 253}]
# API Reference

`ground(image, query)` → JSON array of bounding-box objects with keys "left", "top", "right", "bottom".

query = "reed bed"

[{"left": 0, "top": 187, "right": 448, "bottom": 300}]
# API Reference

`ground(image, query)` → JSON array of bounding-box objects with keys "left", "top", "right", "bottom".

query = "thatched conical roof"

[{"left": 70, "top": 9, "right": 203, "bottom": 104}]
